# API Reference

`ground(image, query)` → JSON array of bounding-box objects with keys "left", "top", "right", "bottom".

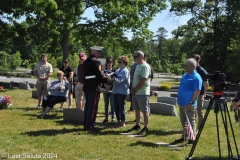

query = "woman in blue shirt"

[{"left": 110, "top": 56, "right": 130, "bottom": 128}]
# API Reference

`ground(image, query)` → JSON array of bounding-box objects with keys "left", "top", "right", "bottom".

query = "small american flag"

[{"left": 185, "top": 114, "right": 195, "bottom": 140}]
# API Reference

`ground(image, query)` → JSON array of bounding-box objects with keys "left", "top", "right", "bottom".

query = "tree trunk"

[{"left": 61, "top": 29, "right": 70, "bottom": 61}]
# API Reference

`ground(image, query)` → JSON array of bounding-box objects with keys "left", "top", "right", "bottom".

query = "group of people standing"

[
  {"left": 33, "top": 48, "right": 216, "bottom": 141},
  {"left": 33, "top": 47, "right": 152, "bottom": 135},
  {"left": 83, "top": 48, "right": 152, "bottom": 135}
]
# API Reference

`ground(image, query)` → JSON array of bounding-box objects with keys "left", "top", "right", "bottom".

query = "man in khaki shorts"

[
  {"left": 33, "top": 54, "right": 53, "bottom": 108},
  {"left": 75, "top": 52, "right": 86, "bottom": 110},
  {"left": 130, "top": 50, "right": 151, "bottom": 135}
]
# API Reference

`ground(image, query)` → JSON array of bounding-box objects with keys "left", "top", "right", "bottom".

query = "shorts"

[
  {"left": 37, "top": 82, "right": 50, "bottom": 96},
  {"left": 75, "top": 82, "right": 85, "bottom": 103},
  {"left": 132, "top": 95, "right": 150, "bottom": 112}
]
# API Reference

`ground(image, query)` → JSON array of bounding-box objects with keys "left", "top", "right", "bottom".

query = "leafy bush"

[
  {"left": 158, "top": 84, "right": 171, "bottom": 90},
  {"left": 207, "top": 86, "right": 213, "bottom": 91},
  {"left": 51, "top": 70, "right": 58, "bottom": 79}
]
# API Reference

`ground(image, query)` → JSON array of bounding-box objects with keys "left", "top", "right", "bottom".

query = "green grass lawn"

[{"left": 0, "top": 89, "right": 240, "bottom": 160}]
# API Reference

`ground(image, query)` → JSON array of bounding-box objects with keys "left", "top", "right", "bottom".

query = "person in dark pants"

[
  {"left": 101, "top": 57, "right": 115, "bottom": 123},
  {"left": 83, "top": 46, "right": 105, "bottom": 131},
  {"left": 191, "top": 54, "right": 209, "bottom": 131},
  {"left": 129, "top": 59, "right": 137, "bottom": 111},
  {"left": 59, "top": 58, "right": 74, "bottom": 108},
  {"left": 110, "top": 56, "right": 130, "bottom": 128}
]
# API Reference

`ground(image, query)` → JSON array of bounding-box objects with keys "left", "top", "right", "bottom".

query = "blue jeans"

[
  {"left": 84, "top": 91, "right": 100, "bottom": 130},
  {"left": 103, "top": 92, "right": 115, "bottom": 120},
  {"left": 113, "top": 94, "right": 127, "bottom": 122}
]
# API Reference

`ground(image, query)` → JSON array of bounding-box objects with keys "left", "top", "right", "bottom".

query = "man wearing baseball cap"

[
  {"left": 83, "top": 46, "right": 105, "bottom": 131},
  {"left": 74, "top": 52, "right": 87, "bottom": 110}
]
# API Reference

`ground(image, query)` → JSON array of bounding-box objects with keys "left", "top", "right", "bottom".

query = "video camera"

[
  {"left": 102, "top": 70, "right": 122, "bottom": 79},
  {"left": 207, "top": 71, "right": 227, "bottom": 98}
]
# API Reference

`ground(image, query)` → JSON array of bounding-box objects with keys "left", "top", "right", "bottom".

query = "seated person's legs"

[{"left": 41, "top": 96, "right": 67, "bottom": 117}]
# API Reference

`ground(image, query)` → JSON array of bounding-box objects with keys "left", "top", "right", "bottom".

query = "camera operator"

[{"left": 191, "top": 54, "right": 209, "bottom": 131}]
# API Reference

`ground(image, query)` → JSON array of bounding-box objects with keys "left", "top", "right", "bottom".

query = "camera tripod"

[{"left": 186, "top": 95, "right": 240, "bottom": 160}]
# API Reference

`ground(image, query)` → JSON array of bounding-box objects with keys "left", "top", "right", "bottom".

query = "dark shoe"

[
  {"left": 172, "top": 137, "right": 186, "bottom": 144},
  {"left": 38, "top": 114, "right": 45, "bottom": 118},
  {"left": 127, "top": 125, "right": 141, "bottom": 132},
  {"left": 185, "top": 139, "right": 195, "bottom": 146},
  {"left": 102, "top": 119, "right": 108, "bottom": 123},
  {"left": 118, "top": 122, "right": 126, "bottom": 128},
  {"left": 137, "top": 127, "right": 148, "bottom": 135}
]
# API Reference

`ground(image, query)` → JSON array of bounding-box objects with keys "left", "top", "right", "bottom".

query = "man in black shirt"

[
  {"left": 83, "top": 46, "right": 105, "bottom": 131},
  {"left": 192, "top": 54, "right": 209, "bottom": 131}
]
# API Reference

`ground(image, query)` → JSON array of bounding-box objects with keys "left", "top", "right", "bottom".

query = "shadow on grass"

[
  {"left": 129, "top": 140, "right": 160, "bottom": 148},
  {"left": 55, "top": 120, "right": 82, "bottom": 126},
  {"left": 24, "top": 128, "right": 81, "bottom": 136},
  {"left": 7, "top": 107, "right": 41, "bottom": 111},
  {"left": 22, "top": 113, "right": 63, "bottom": 120},
  {"left": 148, "top": 129, "right": 181, "bottom": 136},
  {"left": 187, "top": 156, "right": 234, "bottom": 160}
]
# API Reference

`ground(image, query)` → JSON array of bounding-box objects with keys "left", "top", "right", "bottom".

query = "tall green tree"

[
  {"left": 9, "top": 51, "right": 22, "bottom": 74},
  {"left": 169, "top": 0, "right": 240, "bottom": 81},
  {"left": 17, "top": 0, "right": 167, "bottom": 60}
]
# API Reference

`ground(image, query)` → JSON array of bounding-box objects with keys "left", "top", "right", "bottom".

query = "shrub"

[
  {"left": 158, "top": 84, "right": 171, "bottom": 90},
  {"left": 207, "top": 86, "right": 213, "bottom": 91}
]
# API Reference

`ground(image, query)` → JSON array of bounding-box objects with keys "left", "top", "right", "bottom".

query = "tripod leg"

[
  {"left": 186, "top": 97, "right": 215, "bottom": 160},
  {"left": 215, "top": 102, "right": 222, "bottom": 160},
  {"left": 225, "top": 103, "right": 240, "bottom": 158},
  {"left": 219, "top": 102, "right": 232, "bottom": 159}
]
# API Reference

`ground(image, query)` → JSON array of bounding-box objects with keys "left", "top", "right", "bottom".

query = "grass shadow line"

[
  {"left": 129, "top": 140, "right": 160, "bottom": 148},
  {"left": 141, "top": 129, "right": 181, "bottom": 136},
  {"left": 24, "top": 128, "right": 81, "bottom": 136}
]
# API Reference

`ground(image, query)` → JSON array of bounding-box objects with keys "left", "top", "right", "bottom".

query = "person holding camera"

[
  {"left": 191, "top": 54, "right": 209, "bottom": 131},
  {"left": 174, "top": 58, "right": 202, "bottom": 145},
  {"left": 101, "top": 57, "right": 115, "bottom": 123}
]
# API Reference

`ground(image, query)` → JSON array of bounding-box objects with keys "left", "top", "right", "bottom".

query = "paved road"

[{"left": 0, "top": 75, "right": 178, "bottom": 96}]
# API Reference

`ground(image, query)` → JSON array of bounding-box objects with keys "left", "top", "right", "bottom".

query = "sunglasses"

[
  {"left": 63, "top": 61, "right": 68, "bottom": 63},
  {"left": 118, "top": 61, "right": 123, "bottom": 64},
  {"left": 133, "top": 55, "right": 139, "bottom": 58},
  {"left": 107, "top": 61, "right": 113, "bottom": 63}
]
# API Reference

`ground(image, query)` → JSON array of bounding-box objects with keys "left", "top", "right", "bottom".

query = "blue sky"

[
  {"left": 146, "top": 9, "right": 192, "bottom": 39},
  {"left": 83, "top": 5, "right": 192, "bottom": 40}
]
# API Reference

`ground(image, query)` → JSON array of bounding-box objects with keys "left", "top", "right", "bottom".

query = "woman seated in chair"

[{"left": 40, "top": 71, "right": 71, "bottom": 118}]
